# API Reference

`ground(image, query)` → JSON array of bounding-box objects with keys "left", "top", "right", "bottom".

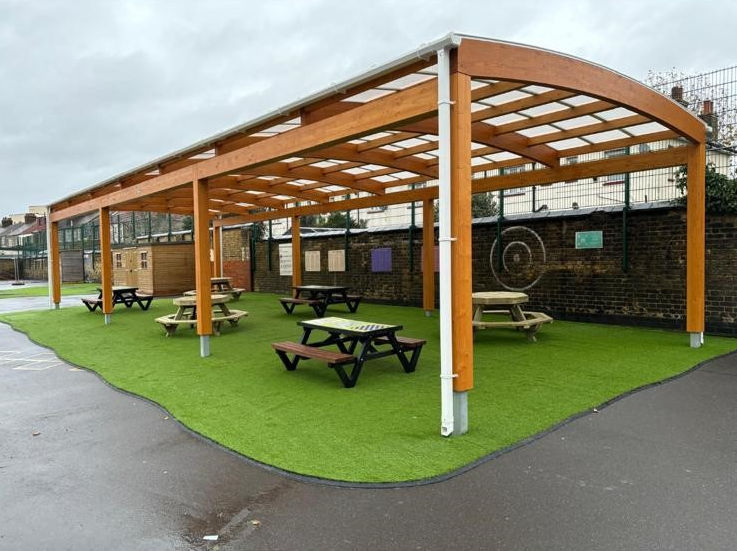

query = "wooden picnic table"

[
  {"left": 471, "top": 291, "right": 552, "bottom": 342},
  {"left": 272, "top": 316, "right": 425, "bottom": 387},
  {"left": 82, "top": 286, "right": 152, "bottom": 311},
  {"left": 155, "top": 293, "right": 247, "bottom": 336},
  {"left": 183, "top": 277, "right": 244, "bottom": 299},
  {"left": 279, "top": 285, "right": 361, "bottom": 317}
]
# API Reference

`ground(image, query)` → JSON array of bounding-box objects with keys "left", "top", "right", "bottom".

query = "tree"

[
  {"left": 674, "top": 163, "right": 737, "bottom": 214},
  {"left": 433, "top": 192, "right": 499, "bottom": 221},
  {"left": 299, "top": 212, "right": 366, "bottom": 229}
]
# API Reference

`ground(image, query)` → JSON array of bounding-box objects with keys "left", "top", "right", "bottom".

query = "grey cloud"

[{"left": 0, "top": 0, "right": 735, "bottom": 212}]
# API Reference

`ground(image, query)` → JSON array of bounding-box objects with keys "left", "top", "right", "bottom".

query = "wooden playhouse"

[{"left": 112, "top": 242, "right": 194, "bottom": 296}]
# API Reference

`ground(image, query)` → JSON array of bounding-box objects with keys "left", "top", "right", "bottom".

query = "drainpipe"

[
  {"left": 437, "top": 46, "right": 455, "bottom": 437},
  {"left": 45, "top": 207, "right": 53, "bottom": 309}
]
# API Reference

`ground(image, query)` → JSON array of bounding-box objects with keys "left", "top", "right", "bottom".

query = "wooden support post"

[
  {"left": 212, "top": 225, "right": 222, "bottom": 278},
  {"left": 450, "top": 67, "right": 474, "bottom": 393},
  {"left": 99, "top": 207, "right": 113, "bottom": 322},
  {"left": 49, "top": 220, "right": 61, "bottom": 307},
  {"left": 193, "top": 177, "right": 213, "bottom": 354},
  {"left": 686, "top": 142, "right": 706, "bottom": 347},
  {"left": 291, "top": 216, "right": 301, "bottom": 293},
  {"left": 422, "top": 198, "right": 435, "bottom": 314}
]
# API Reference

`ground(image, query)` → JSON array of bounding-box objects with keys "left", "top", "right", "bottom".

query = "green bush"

[{"left": 675, "top": 163, "right": 737, "bottom": 214}]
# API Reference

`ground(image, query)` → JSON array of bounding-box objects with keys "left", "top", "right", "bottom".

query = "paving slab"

[{"left": 1, "top": 321, "right": 736, "bottom": 551}]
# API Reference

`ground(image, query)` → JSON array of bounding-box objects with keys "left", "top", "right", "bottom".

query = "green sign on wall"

[{"left": 575, "top": 230, "right": 603, "bottom": 249}]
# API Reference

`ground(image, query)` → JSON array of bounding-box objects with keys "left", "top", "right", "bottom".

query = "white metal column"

[
  {"left": 45, "top": 206, "right": 56, "bottom": 309},
  {"left": 437, "top": 47, "right": 455, "bottom": 437}
]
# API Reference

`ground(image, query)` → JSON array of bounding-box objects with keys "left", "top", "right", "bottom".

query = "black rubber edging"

[{"left": 3, "top": 320, "right": 736, "bottom": 490}]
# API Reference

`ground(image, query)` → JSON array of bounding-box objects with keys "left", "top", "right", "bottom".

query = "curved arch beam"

[{"left": 457, "top": 39, "right": 706, "bottom": 143}]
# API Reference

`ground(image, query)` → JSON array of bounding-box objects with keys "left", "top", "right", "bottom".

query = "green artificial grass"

[
  {"left": 1, "top": 293, "right": 735, "bottom": 482},
  {"left": 0, "top": 282, "right": 98, "bottom": 298}
]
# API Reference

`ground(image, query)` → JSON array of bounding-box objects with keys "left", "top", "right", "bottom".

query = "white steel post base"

[
  {"left": 200, "top": 336, "right": 210, "bottom": 358},
  {"left": 689, "top": 332, "right": 704, "bottom": 348},
  {"left": 424, "top": 310, "right": 433, "bottom": 317},
  {"left": 104, "top": 314, "right": 111, "bottom": 325},
  {"left": 453, "top": 391, "right": 468, "bottom": 435}
]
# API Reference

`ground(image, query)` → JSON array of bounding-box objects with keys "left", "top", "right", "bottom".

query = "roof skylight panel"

[
  {"left": 547, "top": 137, "right": 590, "bottom": 150},
  {"left": 521, "top": 85, "right": 554, "bottom": 94},
  {"left": 343, "top": 167, "right": 370, "bottom": 175},
  {"left": 484, "top": 89, "right": 532, "bottom": 106},
  {"left": 262, "top": 123, "right": 298, "bottom": 134},
  {"left": 380, "top": 72, "right": 434, "bottom": 90},
  {"left": 517, "top": 125, "right": 560, "bottom": 138},
  {"left": 310, "top": 161, "right": 339, "bottom": 168},
  {"left": 582, "top": 129, "right": 630, "bottom": 143},
  {"left": 362, "top": 131, "right": 395, "bottom": 141},
  {"left": 554, "top": 115, "right": 601, "bottom": 130},
  {"left": 344, "top": 88, "right": 395, "bottom": 103},
  {"left": 484, "top": 113, "right": 527, "bottom": 126},
  {"left": 393, "top": 137, "right": 430, "bottom": 149},
  {"left": 488, "top": 151, "right": 521, "bottom": 162},
  {"left": 626, "top": 122, "right": 668, "bottom": 135},
  {"left": 521, "top": 102, "right": 569, "bottom": 118},
  {"left": 597, "top": 107, "right": 637, "bottom": 121},
  {"left": 560, "top": 95, "right": 598, "bottom": 106}
]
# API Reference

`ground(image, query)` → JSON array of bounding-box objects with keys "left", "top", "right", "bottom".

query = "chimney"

[
  {"left": 1, "top": 217, "right": 12, "bottom": 228},
  {"left": 671, "top": 85, "right": 688, "bottom": 107},
  {"left": 699, "top": 100, "right": 719, "bottom": 141},
  {"left": 24, "top": 213, "right": 36, "bottom": 224}
]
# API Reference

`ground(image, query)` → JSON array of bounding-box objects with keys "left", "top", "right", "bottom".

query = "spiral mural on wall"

[{"left": 489, "top": 226, "right": 547, "bottom": 291}]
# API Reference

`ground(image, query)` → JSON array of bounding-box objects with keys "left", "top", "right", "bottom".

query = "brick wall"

[
  {"left": 231, "top": 206, "right": 737, "bottom": 335},
  {"left": 221, "top": 227, "right": 252, "bottom": 291}
]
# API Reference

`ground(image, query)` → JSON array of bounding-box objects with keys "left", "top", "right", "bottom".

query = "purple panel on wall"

[{"left": 371, "top": 247, "right": 392, "bottom": 272}]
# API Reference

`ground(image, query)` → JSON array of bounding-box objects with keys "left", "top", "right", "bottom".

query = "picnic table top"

[
  {"left": 293, "top": 285, "right": 348, "bottom": 291},
  {"left": 299, "top": 316, "right": 401, "bottom": 336},
  {"left": 97, "top": 286, "right": 139, "bottom": 293},
  {"left": 173, "top": 294, "right": 229, "bottom": 307},
  {"left": 471, "top": 291, "right": 529, "bottom": 305}
]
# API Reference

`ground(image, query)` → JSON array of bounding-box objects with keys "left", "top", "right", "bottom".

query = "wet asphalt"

[{"left": 2, "top": 305, "right": 737, "bottom": 550}]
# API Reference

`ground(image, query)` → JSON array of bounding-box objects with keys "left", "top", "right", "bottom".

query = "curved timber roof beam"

[{"left": 456, "top": 38, "right": 706, "bottom": 144}]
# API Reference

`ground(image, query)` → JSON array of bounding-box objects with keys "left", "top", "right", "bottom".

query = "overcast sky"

[{"left": 1, "top": 0, "right": 736, "bottom": 214}]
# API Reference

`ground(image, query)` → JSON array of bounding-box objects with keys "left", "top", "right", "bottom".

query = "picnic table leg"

[
  {"left": 275, "top": 350, "right": 300, "bottom": 371},
  {"left": 299, "top": 328, "right": 313, "bottom": 345},
  {"left": 334, "top": 339, "right": 371, "bottom": 387},
  {"left": 385, "top": 333, "right": 415, "bottom": 373}
]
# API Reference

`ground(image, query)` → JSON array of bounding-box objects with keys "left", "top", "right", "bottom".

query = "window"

[
  {"left": 115, "top": 253, "right": 122, "bottom": 268},
  {"left": 140, "top": 251, "right": 148, "bottom": 269},
  {"left": 600, "top": 148, "right": 627, "bottom": 185}
]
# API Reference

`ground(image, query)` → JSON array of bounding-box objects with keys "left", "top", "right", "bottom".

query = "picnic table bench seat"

[
  {"left": 279, "top": 297, "right": 325, "bottom": 316},
  {"left": 271, "top": 341, "right": 359, "bottom": 387},
  {"left": 228, "top": 288, "right": 245, "bottom": 300},
  {"left": 472, "top": 310, "right": 553, "bottom": 342},
  {"left": 155, "top": 314, "right": 196, "bottom": 336},
  {"left": 371, "top": 335, "right": 426, "bottom": 371},
  {"left": 155, "top": 309, "right": 247, "bottom": 337},
  {"left": 81, "top": 298, "right": 103, "bottom": 312}
]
